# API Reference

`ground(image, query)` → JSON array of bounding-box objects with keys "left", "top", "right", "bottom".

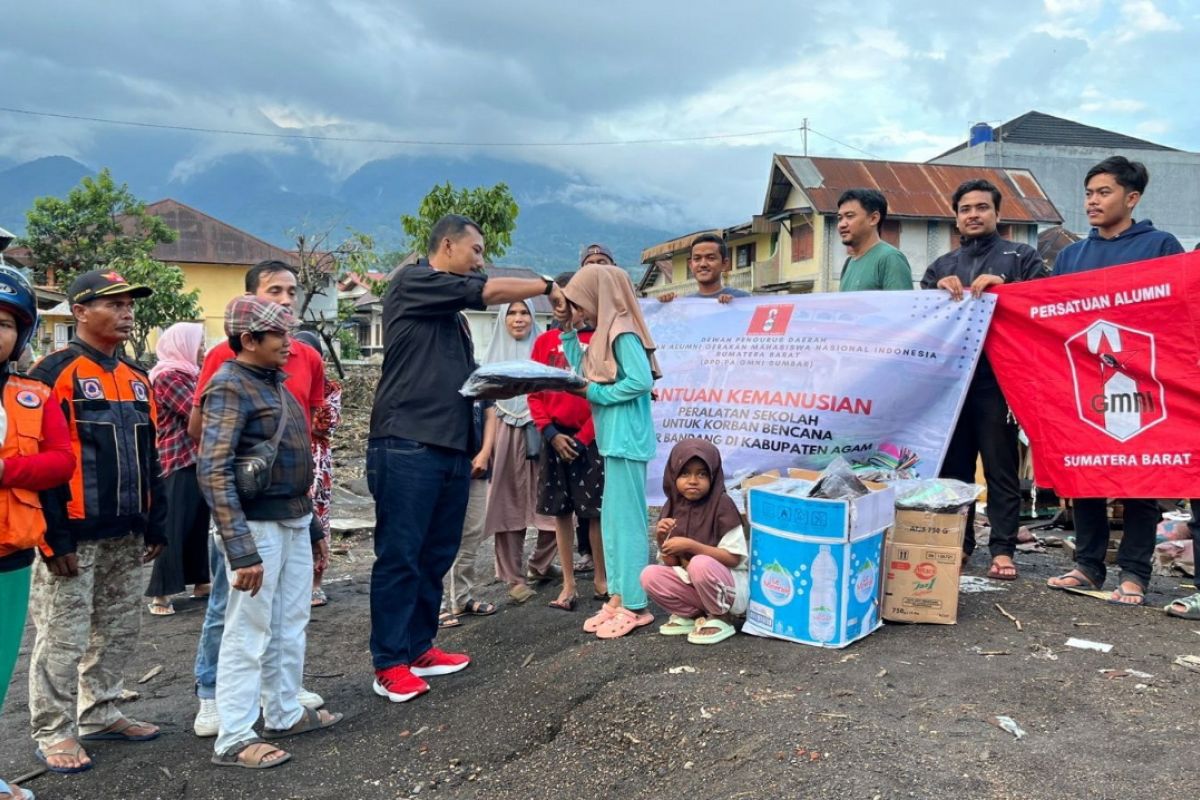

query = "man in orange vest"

[
  {"left": 26, "top": 269, "right": 168, "bottom": 774},
  {"left": 0, "top": 266, "right": 75, "bottom": 797}
]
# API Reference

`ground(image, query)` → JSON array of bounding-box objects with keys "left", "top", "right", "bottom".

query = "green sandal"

[
  {"left": 1166, "top": 592, "right": 1200, "bottom": 620},
  {"left": 687, "top": 618, "right": 737, "bottom": 645},
  {"left": 658, "top": 615, "right": 696, "bottom": 636}
]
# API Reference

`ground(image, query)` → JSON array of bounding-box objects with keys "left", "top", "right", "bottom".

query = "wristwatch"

[{"left": 541, "top": 275, "right": 555, "bottom": 295}]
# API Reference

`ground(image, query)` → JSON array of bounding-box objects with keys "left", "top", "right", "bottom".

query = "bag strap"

[{"left": 268, "top": 380, "right": 290, "bottom": 450}]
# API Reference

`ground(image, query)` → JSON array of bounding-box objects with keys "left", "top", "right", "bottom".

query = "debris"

[
  {"left": 1029, "top": 644, "right": 1058, "bottom": 661},
  {"left": 138, "top": 665, "right": 163, "bottom": 684},
  {"left": 623, "top": 732, "right": 642, "bottom": 744},
  {"left": 521, "top": 653, "right": 534, "bottom": 668},
  {"left": 1065, "top": 638, "right": 1113, "bottom": 653},
  {"left": 991, "top": 715, "right": 1027, "bottom": 739},
  {"left": 1099, "top": 668, "right": 1153, "bottom": 680},
  {"left": 700, "top": 707, "right": 713, "bottom": 719},
  {"left": 839, "top": 653, "right": 859, "bottom": 663},
  {"left": 1072, "top": 622, "right": 1101, "bottom": 627},
  {"left": 816, "top": 712, "right": 850, "bottom": 719},
  {"left": 875, "top": 668, "right": 888, "bottom": 678},
  {"left": 959, "top": 576, "right": 1008, "bottom": 593},
  {"left": 971, "top": 646, "right": 1011, "bottom": 656},
  {"left": 160, "top": 766, "right": 172, "bottom": 779},
  {"left": 684, "top": 761, "right": 694, "bottom": 770},
  {"left": 413, "top": 725, "right": 429, "bottom": 737},
  {"left": 668, "top": 665, "right": 697, "bottom": 674},
  {"left": 1173, "top": 655, "right": 1200, "bottom": 673},
  {"left": 994, "top": 603, "right": 1022, "bottom": 631},
  {"left": 119, "top": 688, "right": 140, "bottom": 702}
]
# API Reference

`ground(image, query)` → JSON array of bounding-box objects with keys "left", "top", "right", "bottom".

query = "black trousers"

[
  {"left": 1072, "top": 498, "right": 1159, "bottom": 589},
  {"left": 940, "top": 380, "right": 1022, "bottom": 558},
  {"left": 145, "top": 465, "right": 211, "bottom": 597}
]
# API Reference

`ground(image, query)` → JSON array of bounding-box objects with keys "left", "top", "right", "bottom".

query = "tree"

[
  {"left": 400, "top": 182, "right": 519, "bottom": 261},
  {"left": 18, "top": 169, "right": 176, "bottom": 286},
  {"left": 292, "top": 227, "right": 381, "bottom": 377},
  {"left": 113, "top": 255, "right": 203, "bottom": 363}
]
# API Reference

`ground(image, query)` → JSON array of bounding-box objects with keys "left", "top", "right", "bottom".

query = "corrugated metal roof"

[
  {"left": 936, "top": 110, "right": 1178, "bottom": 159},
  {"left": 767, "top": 155, "right": 1062, "bottom": 224},
  {"left": 143, "top": 199, "right": 300, "bottom": 267}
]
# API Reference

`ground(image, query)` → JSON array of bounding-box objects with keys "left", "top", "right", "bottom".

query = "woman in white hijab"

[{"left": 483, "top": 302, "right": 560, "bottom": 603}]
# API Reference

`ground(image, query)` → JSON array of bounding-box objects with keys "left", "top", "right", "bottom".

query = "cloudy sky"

[{"left": 2, "top": 0, "right": 1197, "bottom": 228}]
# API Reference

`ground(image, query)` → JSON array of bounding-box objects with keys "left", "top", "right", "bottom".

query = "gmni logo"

[
  {"left": 1065, "top": 320, "right": 1166, "bottom": 442},
  {"left": 746, "top": 304, "right": 794, "bottom": 336}
]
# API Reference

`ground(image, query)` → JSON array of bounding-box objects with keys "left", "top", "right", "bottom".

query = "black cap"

[{"left": 68, "top": 269, "right": 153, "bottom": 305}]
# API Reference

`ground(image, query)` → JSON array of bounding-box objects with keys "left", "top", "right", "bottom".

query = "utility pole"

[{"left": 802, "top": 118, "right": 808, "bottom": 156}]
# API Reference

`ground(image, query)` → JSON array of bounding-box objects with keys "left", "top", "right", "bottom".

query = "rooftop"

[{"left": 935, "top": 110, "right": 1179, "bottom": 159}]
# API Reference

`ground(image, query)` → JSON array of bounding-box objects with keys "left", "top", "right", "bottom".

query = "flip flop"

[
  {"left": 438, "top": 611, "right": 462, "bottom": 629},
  {"left": 310, "top": 588, "right": 328, "bottom": 607},
  {"left": 548, "top": 594, "right": 577, "bottom": 611},
  {"left": 596, "top": 607, "right": 654, "bottom": 639},
  {"left": 79, "top": 717, "right": 160, "bottom": 742},
  {"left": 1108, "top": 584, "right": 1146, "bottom": 607},
  {"left": 35, "top": 741, "right": 93, "bottom": 775},
  {"left": 508, "top": 584, "right": 537, "bottom": 604},
  {"left": 1047, "top": 571, "right": 1100, "bottom": 591},
  {"left": 987, "top": 561, "right": 1019, "bottom": 582},
  {"left": 687, "top": 618, "right": 737, "bottom": 645},
  {"left": 147, "top": 601, "right": 175, "bottom": 616},
  {"left": 1166, "top": 592, "right": 1200, "bottom": 620}
]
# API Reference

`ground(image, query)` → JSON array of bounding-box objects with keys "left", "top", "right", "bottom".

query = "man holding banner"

[
  {"left": 986, "top": 156, "right": 1185, "bottom": 606},
  {"left": 922, "top": 179, "right": 1048, "bottom": 580}
]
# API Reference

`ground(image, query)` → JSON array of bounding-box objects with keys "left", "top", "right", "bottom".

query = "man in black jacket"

[{"left": 921, "top": 179, "right": 1048, "bottom": 580}]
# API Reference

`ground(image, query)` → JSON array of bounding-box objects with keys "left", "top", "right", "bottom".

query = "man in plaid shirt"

[{"left": 197, "top": 297, "right": 341, "bottom": 769}]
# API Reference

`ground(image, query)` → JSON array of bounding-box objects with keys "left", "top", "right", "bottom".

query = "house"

[
  {"left": 641, "top": 155, "right": 1062, "bottom": 295},
  {"left": 932, "top": 111, "right": 1200, "bottom": 248},
  {"left": 638, "top": 217, "right": 781, "bottom": 298},
  {"left": 342, "top": 261, "right": 555, "bottom": 362},
  {"left": 761, "top": 155, "right": 1062, "bottom": 292}
]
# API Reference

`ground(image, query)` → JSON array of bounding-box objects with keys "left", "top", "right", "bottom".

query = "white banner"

[{"left": 642, "top": 291, "right": 995, "bottom": 505}]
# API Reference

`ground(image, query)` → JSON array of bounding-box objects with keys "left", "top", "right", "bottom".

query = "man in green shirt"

[{"left": 835, "top": 189, "right": 913, "bottom": 292}]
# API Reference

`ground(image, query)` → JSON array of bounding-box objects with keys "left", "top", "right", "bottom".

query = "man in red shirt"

[{"left": 187, "top": 260, "right": 329, "bottom": 738}]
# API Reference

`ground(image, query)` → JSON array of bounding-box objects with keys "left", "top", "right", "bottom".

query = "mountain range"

[{"left": 0, "top": 152, "right": 680, "bottom": 278}]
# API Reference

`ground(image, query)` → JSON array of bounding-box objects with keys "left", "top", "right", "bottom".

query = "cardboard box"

[
  {"left": 741, "top": 472, "right": 893, "bottom": 648},
  {"left": 891, "top": 507, "right": 969, "bottom": 548},
  {"left": 882, "top": 541, "right": 961, "bottom": 625}
]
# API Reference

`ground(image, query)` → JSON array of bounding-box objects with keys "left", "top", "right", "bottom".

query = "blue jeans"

[
  {"left": 367, "top": 437, "right": 470, "bottom": 670},
  {"left": 194, "top": 532, "right": 228, "bottom": 699}
]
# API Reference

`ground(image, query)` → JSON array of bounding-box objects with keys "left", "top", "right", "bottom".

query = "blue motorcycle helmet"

[{"left": 0, "top": 265, "right": 39, "bottom": 360}]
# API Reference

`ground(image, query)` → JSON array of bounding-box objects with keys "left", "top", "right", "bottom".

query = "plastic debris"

[
  {"left": 1099, "top": 668, "right": 1152, "bottom": 680},
  {"left": 668, "top": 665, "right": 697, "bottom": 674},
  {"left": 1065, "top": 638, "right": 1113, "bottom": 653},
  {"left": 892, "top": 478, "right": 983, "bottom": 512},
  {"left": 459, "top": 361, "right": 585, "bottom": 400},
  {"left": 1173, "top": 655, "right": 1200, "bottom": 673},
  {"left": 991, "top": 715, "right": 1027, "bottom": 739},
  {"left": 960, "top": 575, "right": 1008, "bottom": 593},
  {"left": 809, "top": 457, "right": 869, "bottom": 500}
]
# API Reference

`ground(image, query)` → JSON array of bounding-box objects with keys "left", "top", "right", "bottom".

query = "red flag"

[{"left": 986, "top": 251, "right": 1200, "bottom": 498}]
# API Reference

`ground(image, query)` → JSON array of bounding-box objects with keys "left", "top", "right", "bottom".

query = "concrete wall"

[{"left": 934, "top": 142, "right": 1200, "bottom": 249}]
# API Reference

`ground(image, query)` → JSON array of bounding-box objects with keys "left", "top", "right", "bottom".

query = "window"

[
  {"left": 735, "top": 242, "right": 756, "bottom": 269},
  {"left": 54, "top": 323, "right": 73, "bottom": 351},
  {"left": 791, "top": 222, "right": 814, "bottom": 262}
]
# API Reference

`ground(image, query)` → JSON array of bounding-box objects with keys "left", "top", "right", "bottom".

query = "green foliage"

[
  {"left": 18, "top": 169, "right": 176, "bottom": 286},
  {"left": 335, "top": 326, "right": 361, "bottom": 361},
  {"left": 401, "top": 182, "right": 519, "bottom": 261},
  {"left": 115, "top": 255, "right": 203, "bottom": 363}
]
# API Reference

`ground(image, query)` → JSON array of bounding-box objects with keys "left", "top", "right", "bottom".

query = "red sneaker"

[
  {"left": 372, "top": 665, "right": 429, "bottom": 703},
  {"left": 410, "top": 647, "right": 471, "bottom": 677}
]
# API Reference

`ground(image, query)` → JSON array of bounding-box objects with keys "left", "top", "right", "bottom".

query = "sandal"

[
  {"left": 583, "top": 604, "right": 617, "bottom": 633},
  {"left": 687, "top": 618, "right": 737, "bottom": 645},
  {"left": 147, "top": 600, "right": 175, "bottom": 616},
  {"left": 438, "top": 610, "right": 462, "bottom": 629},
  {"left": 508, "top": 584, "right": 537, "bottom": 604},
  {"left": 592, "top": 591, "right": 610, "bottom": 602},
  {"left": 0, "top": 777, "right": 33, "bottom": 800},
  {"left": 1047, "top": 570, "right": 1100, "bottom": 591},
  {"left": 987, "top": 559, "right": 1019, "bottom": 582},
  {"left": 1166, "top": 592, "right": 1200, "bottom": 620},
  {"left": 212, "top": 737, "right": 292, "bottom": 769},
  {"left": 548, "top": 593, "right": 578, "bottom": 611},
  {"left": 35, "top": 740, "right": 93, "bottom": 774},
  {"left": 79, "top": 717, "right": 160, "bottom": 742},
  {"left": 1108, "top": 583, "right": 1146, "bottom": 607},
  {"left": 659, "top": 614, "right": 697, "bottom": 636},
  {"left": 262, "top": 707, "right": 343, "bottom": 740},
  {"left": 596, "top": 607, "right": 654, "bottom": 639},
  {"left": 311, "top": 588, "right": 328, "bottom": 607},
  {"left": 459, "top": 599, "right": 497, "bottom": 616}
]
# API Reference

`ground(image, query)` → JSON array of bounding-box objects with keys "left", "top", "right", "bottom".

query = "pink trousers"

[{"left": 640, "top": 555, "right": 736, "bottom": 617}]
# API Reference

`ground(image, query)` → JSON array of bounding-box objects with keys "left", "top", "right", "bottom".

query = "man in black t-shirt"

[{"left": 367, "top": 214, "right": 564, "bottom": 703}]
